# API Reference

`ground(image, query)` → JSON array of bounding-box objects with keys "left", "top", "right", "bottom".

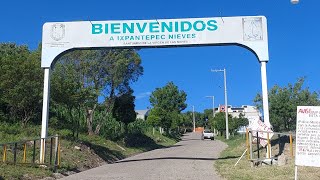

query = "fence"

[
  {"left": 0, "top": 135, "right": 61, "bottom": 171},
  {"left": 245, "top": 129, "right": 295, "bottom": 162}
]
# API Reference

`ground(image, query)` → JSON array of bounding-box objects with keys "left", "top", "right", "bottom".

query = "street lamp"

[
  {"left": 206, "top": 95, "right": 216, "bottom": 134},
  {"left": 205, "top": 96, "right": 215, "bottom": 118},
  {"left": 211, "top": 68, "right": 229, "bottom": 140},
  {"left": 192, "top": 106, "right": 196, "bottom": 132}
]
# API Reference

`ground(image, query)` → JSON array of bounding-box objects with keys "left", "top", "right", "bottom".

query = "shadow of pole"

[{"left": 115, "top": 156, "right": 240, "bottom": 164}]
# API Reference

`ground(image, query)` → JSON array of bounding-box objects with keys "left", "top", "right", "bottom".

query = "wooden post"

[
  {"left": 257, "top": 132, "right": 260, "bottom": 159},
  {"left": 249, "top": 131, "right": 253, "bottom": 160},
  {"left": 58, "top": 137, "right": 61, "bottom": 166},
  {"left": 290, "top": 134, "right": 293, "bottom": 157},
  {"left": 267, "top": 132, "right": 271, "bottom": 158},
  {"left": 278, "top": 134, "right": 281, "bottom": 155},
  {"left": 23, "top": 143, "right": 27, "bottom": 163},
  {"left": 32, "top": 140, "right": 36, "bottom": 164},
  {"left": 3, "top": 145, "right": 7, "bottom": 163},
  {"left": 14, "top": 143, "right": 17, "bottom": 165},
  {"left": 54, "top": 135, "right": 59, "bottom": 172},
  {"left": 41, "top": 139, "right": 45, "bottom": 163},
  {"left": 50, "top": 137, "right": 53, "bottom": 165},
  {"left": 246, "top": 128, "right": 250, "bottom": 160}
]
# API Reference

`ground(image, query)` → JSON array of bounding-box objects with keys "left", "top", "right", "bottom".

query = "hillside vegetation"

[{"left": 0, "top": 123, "right": 178, "bottom": 180}]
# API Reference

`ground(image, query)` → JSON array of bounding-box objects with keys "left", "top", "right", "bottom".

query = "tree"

[
  {"left": 229, "top": 113, "right": 248, "bottom": 135},
  {"left": 51, "top": 58, "right": 88, "bottom": 136},
  {"left": 254, "top": 77, "right": 319, "bottom": 131},
  {"left": 146, "top": 107, "right": 163, "bottom": 128},
  {"left": 52, "top": 49, "right": 143, "bottom": 135},
  {"left": 112, "top": 89, "right": 137, "bottom": 130},
  {"left": 209, "top": 112, "right": 233, "bottom": 136},
  {"left": 148, "top": 82, "right": 187, "bottom": 132},
  {"left": 180, "top": 112, "right": 193, "bottom": 132},
  {"left": 150, "top": 82, "right": 187, "bottom": 112},
  {"left": 169, "top": 111, "right": 183, "bottom": 131},
  {"left": 0, "top": 43, "right": 43, "bottom": 126},
  {"left": 203, "top": 109, "right": 213, "bottom": 126}
]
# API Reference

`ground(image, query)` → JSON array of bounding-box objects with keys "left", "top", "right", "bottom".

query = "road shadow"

[
  {"left": 156, "top": 144, "right": 183, "bottom": 149},
  {"left": 179, "top": 138, "right": 202, "bottom": 141},
  {"left": 165, "top": 132, "right": 182, "bottom": 142},
  {"left": 115, "top": 156, "right": 239, "bottom": 164},
  {"left": 81, "top": 141, "right": 126, "bottom": 163},
  {"left": 124, "top": 133, "right": 166, "bottom": 151}
]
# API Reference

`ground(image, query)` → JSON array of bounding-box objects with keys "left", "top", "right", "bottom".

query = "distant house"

[
  {"left": 135, "top": 109, "right": 150, "bottom": 120},
  {"left": 216, "top": 105, "right": 261, "bottom": 129}
]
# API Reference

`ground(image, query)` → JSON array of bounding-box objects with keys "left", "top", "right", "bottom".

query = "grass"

[
  {"left": 0, "top": 124, "right": 179, "bottom": 180},
  {"left": 215, "top": 135, "right": 320, "bottom": 180},
  {"left": 0, "top": 164, "right": 52, "bottom": 180}
]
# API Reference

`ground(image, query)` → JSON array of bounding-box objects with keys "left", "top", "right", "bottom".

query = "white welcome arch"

[{"left": 40, "top": 16, "right": 270, "bottom": 162}]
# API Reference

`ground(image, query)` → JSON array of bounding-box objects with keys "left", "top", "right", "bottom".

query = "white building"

[
  {"left": 135, "top": 109, "right": 150, "bottom": 120},
  {"left": 216, "top": 105, "right": 261, "bottom": 128}
]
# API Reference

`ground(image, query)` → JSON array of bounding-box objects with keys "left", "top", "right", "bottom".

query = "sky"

[{"left": 0, "top": 0, "right": 319, "bottom": 113}]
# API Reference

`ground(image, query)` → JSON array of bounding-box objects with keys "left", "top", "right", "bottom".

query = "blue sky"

[{"left": 1, "top": 0, "right": 319, "bottom": 113}]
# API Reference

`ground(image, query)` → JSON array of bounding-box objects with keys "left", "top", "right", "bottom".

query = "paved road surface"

[{"left": 62, "top": 132, "right": 227, "bottom": 180}]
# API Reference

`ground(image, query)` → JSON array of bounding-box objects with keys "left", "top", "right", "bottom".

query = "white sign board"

[
  {"left": 251, "top": 120, "right": 274, "bottom": 147},
  {"left": 296, "top": 106, "right": 320, "bottom": 167},
  {"left": 41, "top": 16, "right": 269, "bottom": 67}
]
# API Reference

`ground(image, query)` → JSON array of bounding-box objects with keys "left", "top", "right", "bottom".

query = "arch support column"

[
  {"left": 260, "top": 61, "right": 270, "bottom": 127},
  {"left": 40, "top": 68, "right": 51, "bottom": 163}
]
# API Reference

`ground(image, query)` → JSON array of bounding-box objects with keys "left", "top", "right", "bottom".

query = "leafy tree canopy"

[
  {"left": 0, "top": 43, "right": 43, "bottom": 126},
  {"left": 52, "top": 49, "right": 143, "bottom": 135},
  {"left": 147, "top": 82, "right": 187, "bottom": 131},
  {"left": 254, "top": 77, "right": 319, "bottom": 131},
  {"left": 150, "top": 81, "right": 187, "bottom": 113}
]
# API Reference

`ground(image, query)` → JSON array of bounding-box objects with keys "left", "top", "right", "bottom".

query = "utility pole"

[
  {"left": 211, "top": 68, "right": 229, "bottom": 140},
  {"left": 193, "top": 106, "right": 196, "bottom": 132}
]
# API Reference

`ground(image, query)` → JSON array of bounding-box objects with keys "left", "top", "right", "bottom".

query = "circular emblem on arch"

[{"left": 51, "top": 23, "right": 65, "bottom": 41}]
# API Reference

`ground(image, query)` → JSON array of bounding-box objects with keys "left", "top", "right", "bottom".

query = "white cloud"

[{"left": 136, "top": 92, "right": 152, "bottom": 100}]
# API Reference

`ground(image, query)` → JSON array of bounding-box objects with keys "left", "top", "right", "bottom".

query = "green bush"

[
  {"left": 127, "top": 119, "right": 149, "bottom": 134},
  {"left": 98, "top": 112, "right": 125, "bottom": 141}
]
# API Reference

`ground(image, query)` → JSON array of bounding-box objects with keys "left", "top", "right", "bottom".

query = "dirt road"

[{"left": 61, "top": 132, "right": 227, "bottom": 180}]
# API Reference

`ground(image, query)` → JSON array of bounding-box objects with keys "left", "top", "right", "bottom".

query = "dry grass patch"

[{"left": 215, "top": 135, "right": 320, "bottom": 180}]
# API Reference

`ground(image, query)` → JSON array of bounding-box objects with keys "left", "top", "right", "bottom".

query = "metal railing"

[
  {"left": 0, "top": 135, "right": 61, "bottom": 171},
  {"left": 245, "top": 129, "right": 295, "bottom": 161}
]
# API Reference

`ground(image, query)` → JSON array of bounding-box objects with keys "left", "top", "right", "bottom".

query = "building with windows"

[{"left": 216, "top": 105, "right": 261, "bottom": 128}]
